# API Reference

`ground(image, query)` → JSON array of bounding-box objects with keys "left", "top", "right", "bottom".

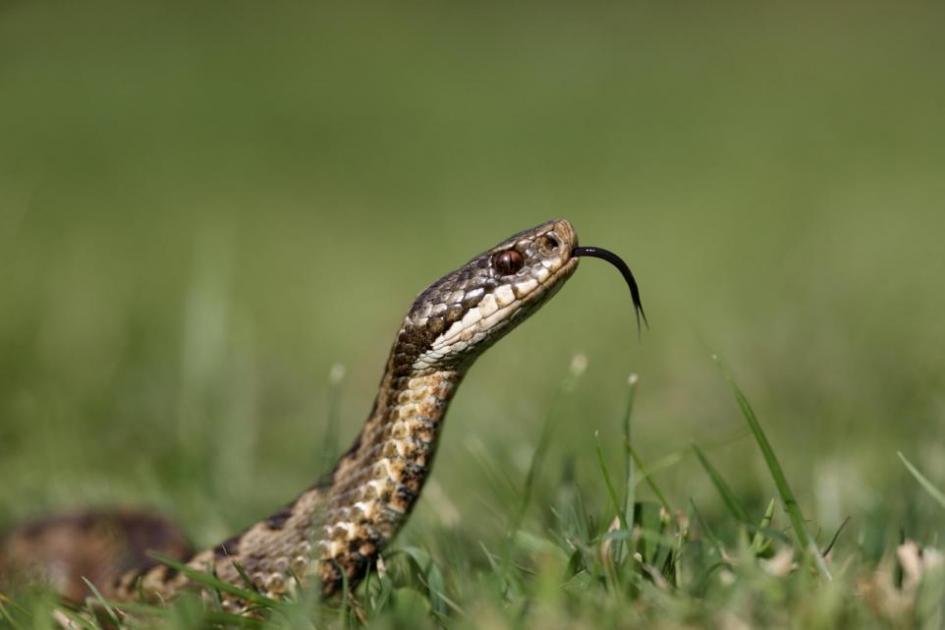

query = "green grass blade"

[
  {"left": 320, "top": 363, "right": 346, "bottom": 473},
  {"left": 687, "top": 499, "right": 726, "bottom": 560},
  {"left": 713, "top": 355, "right": 830, "bottom": 579},
  {"left": 822, "top": 516, "right": 851, "bottom": 557},
  {"left": 750, "top": 498, "right": 776, "bottom": 556},
  {"left": 626, "top": 445, "right": 673, "bottom": 513},
  {"left": 0, "top": 597, "right": 25, "bottom": 630},
  {"left": 621, "top": 373, "right": 639, "bottom": 526},
  {"left": 80, "top": 577, "right": 121, "bottom": 626},
  {"left": 691, "top": 443, "right": 750, "bottom": 524},
  {"left": 594, "top": 429, "right": 628, "bottom": 589},
  {"left": 503, "top": 357, "right": 587, "bottom": 587},
  {"left": 596, "top": 431, "right": 628, "bottom": 532},
  {"left": 512, "top": 359, "right": 584, "bottom": 531},
  {"left": 898, "top": 451, "right": 945, "bottom": 509},
  {"left": 231, "top": 560, "right": 263, "bottom": 595},
  {"left": 148, "top": 553, "right": 276, "bottom": 608}
]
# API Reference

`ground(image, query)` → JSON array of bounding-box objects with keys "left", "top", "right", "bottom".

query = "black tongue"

[{"left": 571, "top": 246, "right": 648, "bottom": 335}]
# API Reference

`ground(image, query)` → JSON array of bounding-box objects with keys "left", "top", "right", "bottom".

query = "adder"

[{"left": 0, "top": 218, "right": 645, "bottom": 610}]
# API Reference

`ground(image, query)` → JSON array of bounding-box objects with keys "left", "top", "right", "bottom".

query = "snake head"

[{"left": 397, "top": 219, "right": 579, "bottom": 372}]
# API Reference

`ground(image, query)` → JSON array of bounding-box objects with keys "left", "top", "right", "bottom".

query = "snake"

[{"left": 0, "top": 218, "right": 645, "bottom": 610}]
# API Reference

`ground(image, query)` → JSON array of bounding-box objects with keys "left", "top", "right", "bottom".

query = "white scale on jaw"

[{"left": 413, "top": 264, "right": 560, "bottom": 370}]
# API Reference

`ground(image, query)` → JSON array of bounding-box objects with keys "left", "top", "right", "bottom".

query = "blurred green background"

[{"left": 1, "top": 0, "right": 943, "bottom": 560}]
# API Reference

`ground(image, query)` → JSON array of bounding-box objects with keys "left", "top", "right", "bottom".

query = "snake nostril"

[{"left": 538, "top": 233, "right": 560, "bottom": 255}]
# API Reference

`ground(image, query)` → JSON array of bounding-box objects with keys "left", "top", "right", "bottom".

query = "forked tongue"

[{"left": 571, "top": 246, "right": 648, "bottom": 335}]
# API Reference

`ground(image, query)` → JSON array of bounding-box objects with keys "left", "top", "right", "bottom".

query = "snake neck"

[
  {"left": 318, "top": 366, "right": 463, "bottom": 568},
  {"left": 328, "top": 368, "right": 462, "bottom": 509}
]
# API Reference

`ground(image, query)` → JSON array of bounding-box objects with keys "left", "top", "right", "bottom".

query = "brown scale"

[{"left": 0, "top": 219, "right": 587, "bottom": 611}]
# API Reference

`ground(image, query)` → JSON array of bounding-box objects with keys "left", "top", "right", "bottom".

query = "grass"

[
  {"left": 898, "top": 453, "right": 945, "bottom": 512},
  {"left": 3, "top": 363, "right": 943, "bottom": 628},
  {"left": 1, "top": 0, "right": 945, "bottom": 627}
]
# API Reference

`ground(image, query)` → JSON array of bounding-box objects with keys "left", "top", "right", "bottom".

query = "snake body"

[{"left": 1, "top": 219, "right": 584, "bottom": 608}]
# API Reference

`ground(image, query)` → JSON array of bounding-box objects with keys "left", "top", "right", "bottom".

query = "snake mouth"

[{"left": 571, "top": 245, "right": 647, "bottom": 334}]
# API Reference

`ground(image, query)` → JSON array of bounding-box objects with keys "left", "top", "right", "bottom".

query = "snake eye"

[{"left": 493, "top": 249, "right": 525, "bottom": 276}]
